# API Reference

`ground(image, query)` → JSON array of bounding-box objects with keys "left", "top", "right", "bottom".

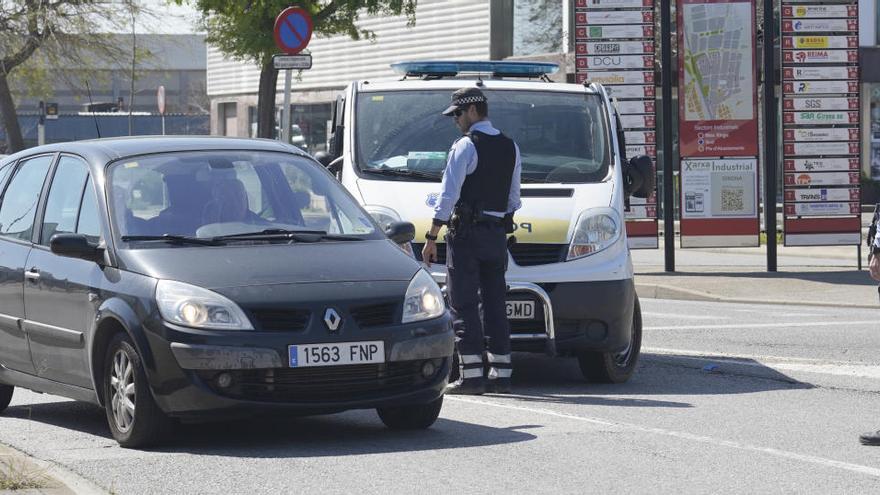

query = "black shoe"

[
  {"left": 445, "top": 378, "right": 485, "bottom": 395},
  {"left": 860, "top": 431, "right": 880, "bottom": 446},
  {"left": 486, "top": 378, "right": 511, "bottom": 394}
]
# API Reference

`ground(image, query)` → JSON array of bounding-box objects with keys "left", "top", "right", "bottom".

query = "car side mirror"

[
  {"left": 624, "top": 155, "right": 655, "bottom": 199},
  {"left": 384, "top": 221, "right": 415, "bottom": 245},
  {"left": 50, "top": 233, "right": 103, "bottom": 263}
]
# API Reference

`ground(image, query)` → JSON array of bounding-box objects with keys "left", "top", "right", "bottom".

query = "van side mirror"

[
  {"left": 50, "top": 233, "right": 103, "bottom": 263},
  {"left": 624, "top": 155, "right": 655, "bottom": 199},
  {"left": 314, "top": 151, "right": 333, "bottom": 167},
  {"left": 384, "top": 221, "right": 415, "bottom": 245}
]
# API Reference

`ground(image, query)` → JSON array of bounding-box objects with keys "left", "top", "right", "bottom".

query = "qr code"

[{"left": 720, "top": 188, "right": 744, "bottom": 213}]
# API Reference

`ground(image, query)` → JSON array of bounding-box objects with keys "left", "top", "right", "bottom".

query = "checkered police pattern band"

[{"left": 454, "top": 96, "right": 486, "bottom": 106}]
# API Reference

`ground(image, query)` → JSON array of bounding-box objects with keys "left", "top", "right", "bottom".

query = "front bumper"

[{"left": 142, "top": 314, "right": 454, "bottom": 418}]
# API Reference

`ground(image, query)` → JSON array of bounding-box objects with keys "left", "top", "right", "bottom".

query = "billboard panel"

[
  {"left": 678, "top": 0, "right": 758, "bottom": 157},
  {"left": 680, "top": 158, "right": 760, "bottom": 247}
]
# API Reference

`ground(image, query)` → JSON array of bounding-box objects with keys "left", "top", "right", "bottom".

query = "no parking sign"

[{"left": 273, "top": 7, "right": 313, "bottom": 54}]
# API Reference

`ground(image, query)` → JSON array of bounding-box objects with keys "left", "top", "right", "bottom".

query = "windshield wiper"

[
  {"left": 521, "top": 177, "right": 550, "bottom": 184},
  {"left": 361, "top": 168, "right": 442, "bottom": 181},
  {"left": 210, "top": 229, "right": 365, "bottom": 242},
  {"left": 120, "top": 234, "right": 223, "bottom": 246}
]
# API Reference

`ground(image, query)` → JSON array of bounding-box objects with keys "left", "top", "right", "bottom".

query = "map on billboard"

[{"left": 681, "top": 2, "right": 754, "bottom": 122}]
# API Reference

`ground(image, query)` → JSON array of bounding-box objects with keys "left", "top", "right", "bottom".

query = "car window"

[
  {"left": 0, "top": 162, "right": 16, "bottom": 193},
  {"left": 77, "top": 179, "right": 102, "bottom": 244},
  {"left": 108, "top": 150, "right": 380, "bottom": 241},
  {"left": 0, "top": 155, "right": 53, "bottom": 242},
  {"left": 40, "top": 156, "right": 89, "bottom": 245}
]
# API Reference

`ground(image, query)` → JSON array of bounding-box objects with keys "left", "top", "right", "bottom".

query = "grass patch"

[
  {"left": 759, "top": 231, "right": 783, "bottom": 245},
  {"left": 0, "top": 457, "right": 48, "bottom": 490}
]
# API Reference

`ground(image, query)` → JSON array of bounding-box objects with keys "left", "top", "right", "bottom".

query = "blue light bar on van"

[{"left": 391, "top": 60, "right": 559, "bottom": 78}]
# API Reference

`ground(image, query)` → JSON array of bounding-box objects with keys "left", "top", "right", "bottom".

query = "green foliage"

[{"left": 174, "top": 0, "right": 417, "bottom": 66}]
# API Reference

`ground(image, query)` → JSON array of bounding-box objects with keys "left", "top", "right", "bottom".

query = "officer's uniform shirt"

[
  {"left": 875, "top": 229, "right": 880, "bottom": 250},
  {"left": 433, "top": 120, "right": 522, "bottom": 222}
]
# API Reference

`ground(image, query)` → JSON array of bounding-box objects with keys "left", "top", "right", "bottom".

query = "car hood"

[
  {"left": 116, "top": 239, "right": 421, "bottom": 289},
  {"left": 357, "top": 178, "right": 615, "bottom": 243}
]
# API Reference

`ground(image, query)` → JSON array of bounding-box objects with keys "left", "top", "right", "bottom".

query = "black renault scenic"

[{"left": 0, "top": 137, "right": 453, "bottom": 447}]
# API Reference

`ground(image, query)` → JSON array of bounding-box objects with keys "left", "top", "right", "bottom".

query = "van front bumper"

[{"left": 507, "top": 279, "right": 635, "bottom": 356}]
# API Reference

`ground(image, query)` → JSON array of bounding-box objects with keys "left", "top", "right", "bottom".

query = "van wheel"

[
  {"left": 377, "top": 396, "right": 443, "bottom": 430},
  {"left": 103, "top": 333, "right": 172, "bottom": 448},
  {"left": 577, "top": 296, "right": 642, "bottom": 384},
  {"left": 0, "top": 384, "right": 12, "bottom": 412}
]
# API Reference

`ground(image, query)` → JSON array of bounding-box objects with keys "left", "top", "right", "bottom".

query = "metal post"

[
  {"left": 763, "top": 0, "right": 778, "bottom": 272},
  {"left": 37, "top": 101, "right": 45, "bottom": 146},
  {"left": 281, "top": 69, "right": 292, "bottom": 144},
  {"left": 161, "top": 114, "right": 166, "bottom": 136},
  {"left": 661, "top": 0, "right": 675, "bottom": 272}
]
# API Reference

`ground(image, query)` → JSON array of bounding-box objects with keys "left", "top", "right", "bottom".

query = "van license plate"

[
  {"left": 506, "top": 301, "right": 535, "bottom": 320},
  {"left": 288, "top": 341, "right": 385, "bottom": 368}
]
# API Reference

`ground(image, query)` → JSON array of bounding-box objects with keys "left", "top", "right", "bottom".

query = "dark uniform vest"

[{"left": 457, "top": 130, "right": 516, "bottom": 212}]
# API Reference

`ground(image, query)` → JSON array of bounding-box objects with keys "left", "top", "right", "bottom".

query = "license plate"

[
  {"left": 288, "top": 341, "right": 385, "bottom": 368},
  {"left": 506, "top": 300, "right": 536, "bottom": 320}
]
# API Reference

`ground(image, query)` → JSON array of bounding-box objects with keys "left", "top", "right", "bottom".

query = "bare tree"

[{"left": 0, "top": 0, "right": 154, "bottom": 152}]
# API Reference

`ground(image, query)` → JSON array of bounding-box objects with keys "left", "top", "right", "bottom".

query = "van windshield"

[
  {"left": 355, "top": 89, "right": 610, "bottom": 183},
  {"left": 107, "top": 151, "right": 380, "bottom": 242}
]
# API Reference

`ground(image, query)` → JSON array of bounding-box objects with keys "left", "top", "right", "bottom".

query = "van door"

[
  {"left": 24, "top": 155, "right": 101, "bottom": 388},
  {"left": 0, "top": 155, "right": 53, "bottom": 375}
]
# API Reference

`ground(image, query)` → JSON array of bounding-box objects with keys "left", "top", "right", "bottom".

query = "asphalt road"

[{"left": 2, "top": 299, "right": 880, "bottom": 494}]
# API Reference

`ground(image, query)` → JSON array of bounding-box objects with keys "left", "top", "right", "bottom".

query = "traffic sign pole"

[
  {"left": 282, "top": 69, "right": 292, "bottom": 144},
  {"left": 273, "top": 7, "right": 313, "bottom": 145}
]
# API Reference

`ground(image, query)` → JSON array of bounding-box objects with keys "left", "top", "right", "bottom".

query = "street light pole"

[
  {"left": 763, "top": 0, "right": 778, "bottom": 271},
  {"left": 661, "top": 0, "right": 675, "bottom": 272}
]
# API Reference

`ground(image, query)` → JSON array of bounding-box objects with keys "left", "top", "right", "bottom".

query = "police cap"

[{"left": 441, "top": 87, "right": 487, "bottom": 116}]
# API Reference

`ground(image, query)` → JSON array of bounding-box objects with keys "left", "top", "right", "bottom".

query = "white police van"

[{"left": 319, "top": 61, "right": 654, "bottom": 383}]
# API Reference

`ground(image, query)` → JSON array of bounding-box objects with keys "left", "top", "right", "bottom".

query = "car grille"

[
  {"left": 249, "top": 309, "right": 311, "bottom": 332},
  {"left": 412, "top": 243, "right": 567, "bottom": 267},
  {"left": 199, "top": 360, "right": 442, "bottom": 403},
  {"left": 508, "top": 244, "right": 567, "bottom": 266},
  {"left": 350, "top": 302, "right": 398, "bottom": 328}
]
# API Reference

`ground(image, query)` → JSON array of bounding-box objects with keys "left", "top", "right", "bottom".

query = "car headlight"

[
  {"left": 567, "top": 207, "right": 621, "bottom": 260},
  {"left": 365, "top": 205, "right": 401, "bottom": 231},
  {"left": 155, "top": 279, "right": 253, "bottom": 330},
  {"left": 402, "top": 269, "right": 445, "bottom": 323}
]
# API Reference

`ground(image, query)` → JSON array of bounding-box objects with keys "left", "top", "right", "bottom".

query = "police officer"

[
  {"left": 422, "top": 87, "right": 521, "bottom": 395},
  {"left": 859, "top": 217, "right": 880, "bottom": 445}
]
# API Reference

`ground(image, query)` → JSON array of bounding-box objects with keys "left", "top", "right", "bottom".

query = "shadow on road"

[{"left": 3, "top": 397, "right": 537, "bottom": 456}]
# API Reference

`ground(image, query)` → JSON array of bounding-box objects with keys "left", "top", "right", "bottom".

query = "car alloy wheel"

[{"left": 110, "top": 349, "right": 136, "bottom": 433}]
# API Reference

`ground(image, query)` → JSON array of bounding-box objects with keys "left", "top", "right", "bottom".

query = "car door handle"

[{"left": 24, "top": 268, "right": 40, "bottom": 281}]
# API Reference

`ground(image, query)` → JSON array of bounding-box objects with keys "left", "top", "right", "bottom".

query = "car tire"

[
  {"left": 0, "top": 384, "right": 12, "bottom": 413},
  {"left": 103, "top": 333, "right": 172, "bottom": 448},
  {"left": 577, "top": 296, "right": 642, "bottom": 384},
  {"left": 377, "top": 396, "right": 443, "bottom": 430}
]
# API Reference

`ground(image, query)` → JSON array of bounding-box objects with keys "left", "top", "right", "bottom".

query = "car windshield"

[
  {"left": 355, "top": 89, "right": 610, "bottom": 183},
  {"left": 107, "top": 150, "right": 380, "bottom": 243}
]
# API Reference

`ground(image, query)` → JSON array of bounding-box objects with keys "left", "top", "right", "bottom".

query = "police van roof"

[
  {"left": 357, "top": 78, "right": 601, "bottom": 95},
  {"left": 391, "top": 60, "right": 559, "bottom": 79}
]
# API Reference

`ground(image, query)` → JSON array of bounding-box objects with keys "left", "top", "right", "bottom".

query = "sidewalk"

[
  {"left": 632, "top": 242, "right": 878, "bottom": 308},
  {"left": 0, "top": 443, "right": 104, "bottom": 495}
]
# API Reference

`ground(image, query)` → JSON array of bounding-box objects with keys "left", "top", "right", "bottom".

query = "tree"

[
  {"left": 0, "top": 0, "right": 147, "bottom": 153},
  {"left": 176, "top": 0, "right": 416, "bottom": 139}
]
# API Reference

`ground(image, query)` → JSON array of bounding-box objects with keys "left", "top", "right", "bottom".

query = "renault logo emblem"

[{"left": 323, "top": 308, "right": 342, "bottom": 332}]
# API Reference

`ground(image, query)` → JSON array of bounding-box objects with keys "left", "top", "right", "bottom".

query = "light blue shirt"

[{"left": 433, "top": 120, "right": 522, "bottom": 222}]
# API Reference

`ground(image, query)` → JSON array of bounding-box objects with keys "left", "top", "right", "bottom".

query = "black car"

[{"left": 0, "top": 137, "right": 453, "bottom": 447}]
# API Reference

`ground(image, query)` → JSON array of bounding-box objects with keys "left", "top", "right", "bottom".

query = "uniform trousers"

[{"left": 446, "top": 221, "right": 512, "bottom": 381}]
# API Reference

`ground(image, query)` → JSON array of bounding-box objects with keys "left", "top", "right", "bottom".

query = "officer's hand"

[
  {"left": 422, "top": 241, "right": 437, "bottom": 267},
  {"left": 870, "top": 254, "right": 880, "bottom": 282}
]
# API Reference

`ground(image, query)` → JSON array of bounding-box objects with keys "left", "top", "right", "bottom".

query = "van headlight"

[
  {"left": 567, "top": 207, "right": 621, "bottom": 260},
  {"left": 155, "top": 280, "right": 253, "bottom": 330},
  {"left": 402, "top": 269, "right": 445, "bottom": 323},
  {"left": 365, "top": 205, "right": 401, "bottom": 230}
]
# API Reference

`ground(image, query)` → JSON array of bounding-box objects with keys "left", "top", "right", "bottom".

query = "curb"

[
  {"left": 635, "top": 283, "right": 879, "bottom": 309},
  {"left": 0, "top": 442, "right": 106, "bottom": 495}
]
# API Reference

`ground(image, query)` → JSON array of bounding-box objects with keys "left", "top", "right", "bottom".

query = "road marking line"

[
  {"left": 645, "top": 320, "right": 875, "bottom": 330},
  {"left": 642, "top": 312, "right": 723, "bottom": 320},
  {"left": 448, "top": 396, "right": 880, "bottom": 478}
]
